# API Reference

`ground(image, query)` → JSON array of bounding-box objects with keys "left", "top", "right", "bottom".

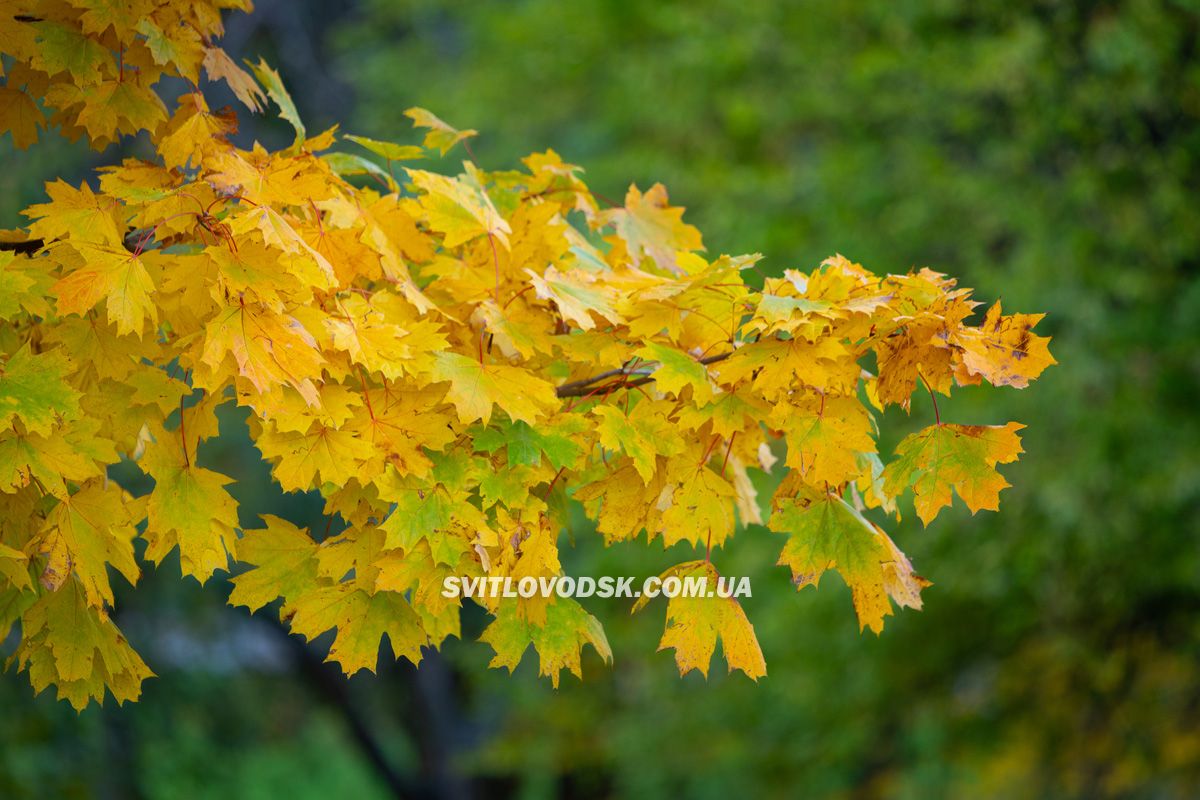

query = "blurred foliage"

[{"left": 3, "top": 0, "right": 1199, "bottom": 797}]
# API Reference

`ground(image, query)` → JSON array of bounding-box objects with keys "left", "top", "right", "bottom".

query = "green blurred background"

[{"left": 3, "top": 0, "right": 1200, "bottom": 797}]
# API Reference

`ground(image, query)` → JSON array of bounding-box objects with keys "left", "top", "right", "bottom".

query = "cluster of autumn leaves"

[{"left": 0, "top": 0, "right": 1054, "bottom": 709}]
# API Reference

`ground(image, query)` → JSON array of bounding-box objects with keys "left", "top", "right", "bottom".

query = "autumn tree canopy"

[{"left": 0, "top": 0, "right": 1054, "bottom": 709}]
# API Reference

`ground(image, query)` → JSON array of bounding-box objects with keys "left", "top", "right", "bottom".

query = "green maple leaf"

[
  {"left": 228, "top": 516, "right": 320, "bottom": 613},
  {"left": 481, "top": 597, "right": 611, "bottom": 688},
  {"left": 0, "top": 346, "right": 81, "bottom": 435}
]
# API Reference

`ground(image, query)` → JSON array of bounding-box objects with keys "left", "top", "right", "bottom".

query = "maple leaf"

[
  {"left": 204, "top": 46, "right": 265, "bottom": 112},
  {"left": 0, "top": 346, "right": 81, "bottom": 435},
  {"left": 431, "top": 351, "right": 558, "bottom": 425},
  {"left": 472, "top": 418, "right": 585, "bottom": 471},
  {"left": 659, "top": 462, "right": 738, "bottom": 548},
  {"left": 32, "top": 20, "right": 114, "bottom": 85},
  {"left": 379, "top": 490, "right": 466, "bottom": 565},
  {"left": 716, "top": 336, "right": 854, "bottom": 399},
  {"left": 635, "top": 342, "right": 716, "bottom": 403},
  {"left": 31, "top": 479, "right": 141, "bottom": 607},
  {"left": 481, "top": 597, "right": 611, "bottom": 688},
  {"left": 407, "top": 169, "right": 511, "bottom": 249},
  {"left": 288, "top": 580, "right": 429, "bottom": 675},
  {"left": 228, "top": 516, "right": 320, "bottom": 613},
  {"left": 0, "top": 542, "right": 32, "bottom": 592},
  {"left": 882, "top": 422, "right": 1025, "bottom": 525},
  {"left": 51, "top": 243, "right": 158, "bottom": 337},
  {"left": 13, "top": 579, "right": 154, "bottom": 711},
  {"left": 136, "top": 18, "right": 205, "bottom": 82},
  {"left": 0, "top": 420, "right": 115, "bottom": 499},
  {"left": 0, "top": 250, "right": 53, "bottom": 321},
  {"left": 23, "top": 179, "right": 123, "bottom": 246},
  {"left": 314, "top": 526, "right": 387, "bottom": 587},
  {"left": 348, "top": 384, "right": 457, "bottom": 478},
  {"left": 344, "top": 134, "right": 425, "bottom": 162},
  {"left": 769, "top": 492, "right": 928, "bottom": 633},
  {"left": 754, "top": 293, "right": 833, "bottom": 327},
  {"left": 677, "top": 389, "right": 770, "bottom": 439},
  {"left": 604, "top": 183, "right": 703, "bottom": 273},
  {"left": 198, "top": 303, "right": 325, "bottom": 406},
  {"left": 324, "top": 295, "right": 444, "bottom": 381},
  {"left": 159, "top": 92, "right": 237, "bottom": 169},
  {"left": 404, "top": 107, "right": 478, "bottom": 155},
  {"left": 952, "top": 301, "right": 1057, "bottom": 388},
  {"left": 247, "top": 57, "right": 305, "bottom": 142},
  {"left": 255, "top": 420, "right": 372, "bottom": 492},
  {"left": 527, "top": 266, "right": 622, "bottom": 330},
  {"left": 0, "top": 86, "right": 45, "bottom": 149},
  {"left": 141, "top": 438, "right": 240, "bottom": 581},
  {"left": 51, "top": 79, "right": 168, "bottom": 140},
  {"left": 373, "top": 542, "right": 470, "bottom": 646},
  {"left": 772, "top": 394, "right": 877, "bottom": 488},
  {"left": 573, "top": 459, "right": 668, "bottom": 544},
  {"left": 592, "top": 402, "right": 682, "bottom": 483},
  {"left": 633, "top": 561, "right": 765, "bottom": 679}
]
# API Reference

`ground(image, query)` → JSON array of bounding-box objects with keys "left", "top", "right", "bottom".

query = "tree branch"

[
  {"left": 1, "top": 229, "right": 144, "bottom": 254},
  {"left": 554, "top": 350, "right": 733, "bottom": 398},
  {"left": 0, "top": 239, "right": 43, "bottom": 254}
]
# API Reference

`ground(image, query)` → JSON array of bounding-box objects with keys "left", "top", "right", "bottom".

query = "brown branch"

[
  {"left": 1, "top": 229, "right": 145, "bottom": 254},
  {"left": 555, "top": 350, "right": 733, "bottom": 398},
  {"left": 0, "top": 239, "right": 43, "bottom": 254}
]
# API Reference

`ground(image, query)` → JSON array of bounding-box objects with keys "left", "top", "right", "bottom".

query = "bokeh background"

[{"left": 3, "top": 1, "right": 1200, "bottom": 797}]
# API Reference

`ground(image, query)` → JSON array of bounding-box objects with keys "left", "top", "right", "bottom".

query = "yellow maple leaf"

[
  {"left": 13, "top": 579, "right": 154, "bottom": 710},
  {"left": 203, "top": 45, "right": 265, "bottom": 112},
  {"left": 0, "top": 86, "right": 45, "bottom": 149},
  {"left": 604, "top": 183, "right": 703, "bottom": 274},
  {"left": 141, "top": 438, "right": 239, "bottom": 581},
  {"left": 32, "top": 479, "right": 140, "bottom": 607},
  {"left": 591, "top": 401, "right": 682, "bottom": 483},
  {"left": 526, "top": 266, "right": 622, "bottom": 331},
  {"left": 288, "top": 580, "right": 429, "bottom": 675},
  {"left": 23, "top": 179, "right": 123, "bottom": 246},
  {"left": 431, "top": 351, "right": 557, "bottom": 425},
  {"left": 407, "top": 168, "right": 511, "bottom": 249},
  {"left": 51, "top": 243, "right": 158, "bottom": 337},
  {"left": 635, "top": 342, "right": 716, "bottom": 403},
  {"left": 255, "top": 419, "right": 373, "bottom": 492},
  {"left": 573, "top": 459, "right": 668, "bottom": 544},
  {"left": 404, "top": 107, "right": 478, "bottom": 155},
  {"left": 952, "top": 301, "right": 1057, "bottom": 388},
  {"left": 772, "top": 394, "right": 877, "bottom": 488},
  {"left": 0, "top": 345, "right": 81, "bottom": 436},
  {"left": 198, "top": 303, "right": 326, "bottom": 406},
  {"left": 633, "top": 561, "right": 765, "bottom": 679}
]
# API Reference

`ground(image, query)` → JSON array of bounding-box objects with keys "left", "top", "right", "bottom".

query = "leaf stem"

[
  {"left": 358, "top": 367, "right": 376, "bottom": 421},
  {"left": 486, "top": 232, "right": 501, "bottom": 305},
  {"left": 179, "top": 395, "right": 190, "bottom": 468},
  {"left": 918, "top": 370, "right": 941, "bottom": 426},
  {"left": 541, "top": 467, "right": 566, "bottom": 501},
  {"left": 721, "top": 432, "right": 737, "bottom": 476}
]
